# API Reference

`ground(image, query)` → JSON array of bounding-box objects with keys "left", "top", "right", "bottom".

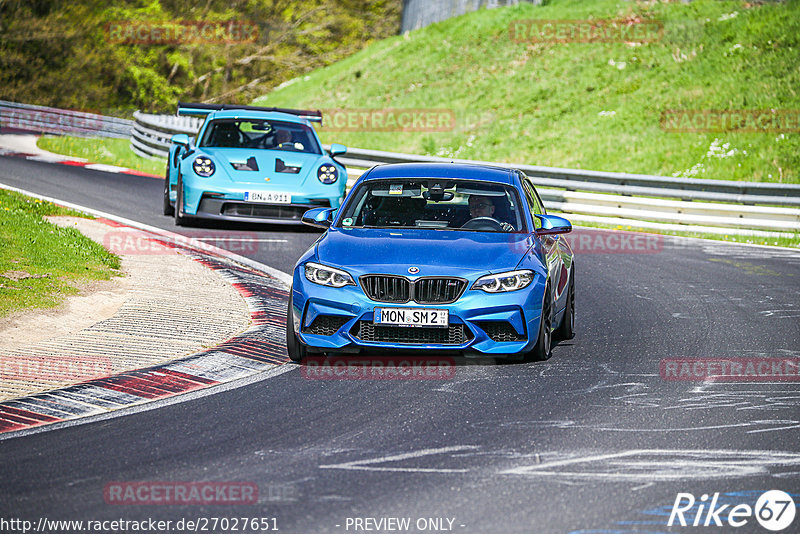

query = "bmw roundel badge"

[{"left": 408, "top": 266, "right": 420, "bottom": 274}]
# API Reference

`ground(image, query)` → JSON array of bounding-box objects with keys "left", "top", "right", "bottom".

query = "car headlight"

[
  {"left": 304, "top": 262, "right": 355, "bottom": 288},
  {"left": 193, "top": 156, "right": 215, "bottom": 177},
  {"left": 317, "top": 165, "right": 338, "bottom": 184},
  {"left": 472, "top": 270, "right": 535, "bottom": 293}
]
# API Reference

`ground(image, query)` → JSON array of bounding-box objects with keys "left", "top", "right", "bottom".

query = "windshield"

[
  {"left": 338, "top": 178, "right": 526, "bottom": 233},
  {"left": 198, "top": 119, "right": 321, "bottom": 154}
]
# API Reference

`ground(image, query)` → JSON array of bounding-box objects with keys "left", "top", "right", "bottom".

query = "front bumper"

[
  {"left": 173, "top": 179, "right": 343, "bottom": 224},
  {"left": 194, "top": 197, "right": 329, "bottom": 225},
  {"left": 291, "top": 271, "right": 546, "bottom": 355}
]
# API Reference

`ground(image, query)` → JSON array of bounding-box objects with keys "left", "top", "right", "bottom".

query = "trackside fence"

[
  {"left": 0, "top": 100, "right": 133, "bottom": 138},
  {"left": 331, "top": 147, "right": 800, "bottom": 234},
  {"left": 97, "top": 111, "right": 800, "bottom": 234},
  {"left": 2, "top": 102, "right": 798, "bottom": 235},
  {"left": 130, "top": 111, "right": 204, "bottom": 159}
]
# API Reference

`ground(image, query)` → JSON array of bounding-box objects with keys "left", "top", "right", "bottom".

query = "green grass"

[
  {"left": 37, "top": 135, "right": 166, "bottom": 176},
  {"left": 0, "top": 189, "right": 121, "bottom": 318},
  {"left": 254, "top": 0, "right": 799, "bottom": 183}
]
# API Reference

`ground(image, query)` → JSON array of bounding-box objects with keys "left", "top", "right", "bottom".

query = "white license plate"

[
  {"left": 244, "top": 191, "right": 291, "bottom": 203},
  {"left": 374, "top": 308, "right": 449, "bottom": 328}
]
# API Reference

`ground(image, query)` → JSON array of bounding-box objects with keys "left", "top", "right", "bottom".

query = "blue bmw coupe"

[
  {"left": 287, "top": 163, "right": 575, "bottom": 362},
  {"left": 164, "top": 102, "right": 347, "bottom": 225}
]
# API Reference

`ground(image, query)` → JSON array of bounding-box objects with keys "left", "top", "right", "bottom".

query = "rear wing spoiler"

[{"left": 177, "top": 102, "right": 323, "bottom": 123}]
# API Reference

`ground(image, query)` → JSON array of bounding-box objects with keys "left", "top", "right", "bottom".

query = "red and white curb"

[
  {"left": 0, "top": 184, "right": 293, "bottom": 437},
  {"left": 0, "top": 147, "right": 162, "bottom": 179}
]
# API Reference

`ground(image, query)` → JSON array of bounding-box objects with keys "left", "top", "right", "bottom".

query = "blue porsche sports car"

[
  {"left": 164, "top": 102, "right": 347, "bottom": 225},
  {"left": 287, "top": 162, "right": 575, "bottom": 362}
]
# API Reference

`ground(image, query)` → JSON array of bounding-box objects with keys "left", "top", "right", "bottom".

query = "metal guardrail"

[
  {"left": 131, "top": 112, "right": 800, "bottom": 203},
  {"left": 538, "top": 190, "right": 800, "bottom": 233},
  {"left": 130, "top": 111, "right": 204, "bottom": 159},
  {"left": 130, "top": 111, "right": 799, "bottom": 234},
  {"left": 335, "top": 147, "right": 800, "bottom": 208},
  {"left": 0, "top": 100, "right": 133, "bottom": 138},
  {"left": 333, "top": 148, "right": 800, "bottom": 233}
]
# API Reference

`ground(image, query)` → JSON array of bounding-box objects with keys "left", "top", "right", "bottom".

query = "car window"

[
  {"left": 198, "top": 119, "right": 321, "bottom": 154},
  {"left": 532, "top": 185, "right": 547, "bottom": 216},
  {"left": 521, "top": 175, "right": 546, "bottom": 230},
  {"left": 338, "top": 178, "right": 527, "bottom": 233},
  {"left": 197, "top": 116, "right": 210, "bottom": 144}
]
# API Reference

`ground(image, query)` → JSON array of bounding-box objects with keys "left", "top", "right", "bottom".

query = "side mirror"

[
  {"left": 329, "top": 143, "right": 347, "bottom": 157},
  {"left": 535, "top": 214, "right": 572, "bottom": 236},
  {"left": 302, "top": 207, "right": 336, "bottom": 229},
  {"left": 172, "top": 134, "right": 191, "bottom": 149}
]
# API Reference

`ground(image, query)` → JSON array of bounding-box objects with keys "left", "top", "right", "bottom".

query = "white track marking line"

[
  {"left": 83, "top": 163, "right": 130, "bottom": 173},
  {"left": 195, "top": 238, "right": 288, "bottom": 243},
  {"left": 500, "top": 449, "right": 800, "bottom": 481},
  {"left": 319, "top": 445, "right": 479, "bottom": 473}
]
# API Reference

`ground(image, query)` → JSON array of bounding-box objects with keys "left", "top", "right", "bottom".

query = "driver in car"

[
  {"left": 467, "top": 195, "right": 514, "bottom": 231},
  {"left": 273, "top": 129, "right": 291, "bottom": 147},
  {"left": 211, "top": 122, "right": 242, "bottom": 147}
]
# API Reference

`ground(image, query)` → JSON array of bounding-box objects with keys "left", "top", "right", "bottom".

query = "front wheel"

[
  {"left": 286, "top": 294, "right": 308, "bottom": 363},
  {"left": 174, "top": 175, "right": 188, "bottom": 226},
  {"left": 554, "top": 267, "right": 575, "bottom": 341},
  {"left": 527, "top": 284, "right": 553, "bottom": 361},
  {"left": 162, "top": 167, "right": 174, "bottom": 216}
]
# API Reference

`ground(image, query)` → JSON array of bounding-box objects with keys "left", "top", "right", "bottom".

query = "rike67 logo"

[{"left": 668, "top": 490, "right": 796, "bottom": 531}]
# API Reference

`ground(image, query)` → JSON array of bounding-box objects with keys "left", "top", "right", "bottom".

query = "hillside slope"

[{"left": 254, "top": 0, "right": 799, "bottom": 183}]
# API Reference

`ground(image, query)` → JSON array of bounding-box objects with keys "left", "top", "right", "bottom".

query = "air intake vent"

[
  {"left": 303, "top": 315, "right": 350, "bottom": 336},
  {"left": 354, "top": 322, "right": 470, "bottom": 345},
  {"left": 221, "top": 203, "right": 305, "bottom": 220},
  {"left": 478, "top": 321, "right": 526, "bottom": 342}
]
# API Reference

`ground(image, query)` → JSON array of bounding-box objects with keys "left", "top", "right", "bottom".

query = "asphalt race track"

[{"left": 2, "top": 155, "right": 799, "bottom": 533}]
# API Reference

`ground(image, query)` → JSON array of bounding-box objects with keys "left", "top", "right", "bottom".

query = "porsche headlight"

[
  {"left": 317, "top": 165, "right": 338, "bottom": 184},
  {"left": 472, "top": 270, "right": 534, "bottom": 293},
  {"left": 193, "top": 156, "right": 215, "bottom": 177},
  {"left": 304, "top": 262, "right": 355, "bottom": 288}
]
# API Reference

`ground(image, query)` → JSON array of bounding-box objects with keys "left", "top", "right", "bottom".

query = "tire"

[
  {"left": 554, "top": 267, "right": 575, "bottom": 341},
  {"left": 162, "top": 166, "right": 174, "bottom": 216},
  {"left": 286, "top": 294, "right": 308, "bottom": 363},
  {"left": 527, "top": 284, "right": 553, "bottom": 361},
  {"left": 174, "top": 175, "right": 188, "bottom": 226}
]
